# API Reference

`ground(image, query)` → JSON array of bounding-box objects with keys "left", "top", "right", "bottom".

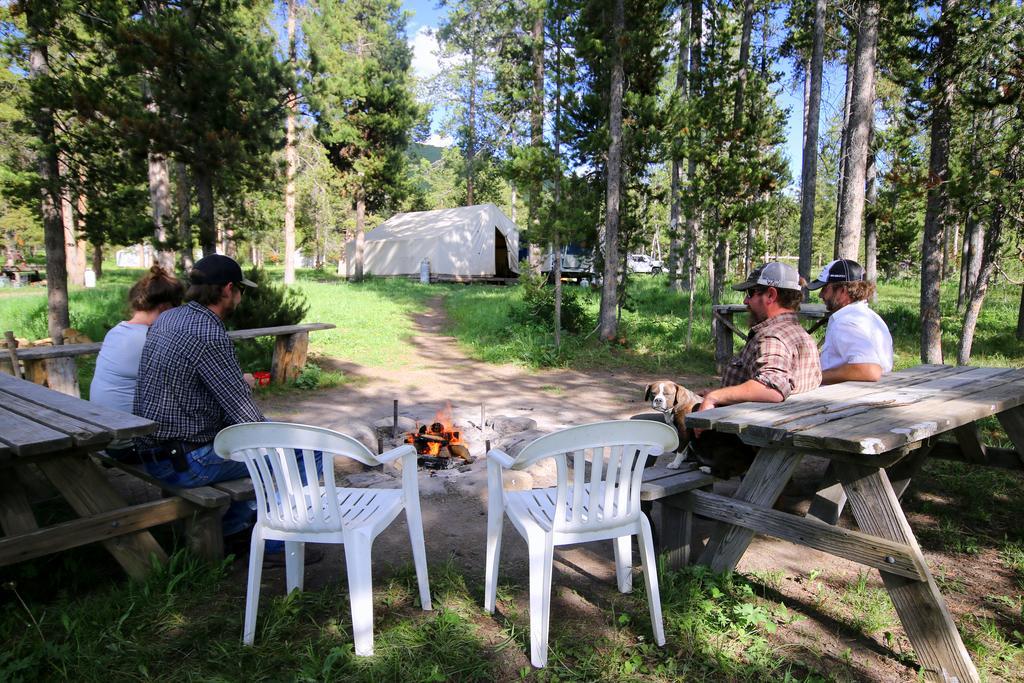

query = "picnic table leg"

[
  {"left": 698, "top": 447, "right": 803, "bottom": 572},
  {"left": 835, "top": 462, "right": 978, "bottom": 683},
  {"left": 271, "top": 331, "right": 308, "bottom": 384},
  {"left": 654, "top": 496, "right": 699, "bottom": 569},
  {"left": 996, "top": 406, "right": 1024, "bottom": 467},
  {"left": 34, "top": 454, "right": 168, "bottom": 580},
  {"left": 184, "top": 505, "right": 227, "bottom": 562},
  {"left": 0, "top": 469, "right": 39, "bottom": 535}
]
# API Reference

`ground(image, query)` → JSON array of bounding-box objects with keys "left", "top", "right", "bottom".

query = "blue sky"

[{"left": 401, "top": 1, "right": 845, "bottom": 187}]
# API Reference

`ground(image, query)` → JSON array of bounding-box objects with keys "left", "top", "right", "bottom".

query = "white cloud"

[
  {"left": 409, "top": 26, "right": 442, "bottom": 80},
  {"left": 422, "top": 133, "right": 454, "bottom": 148}
]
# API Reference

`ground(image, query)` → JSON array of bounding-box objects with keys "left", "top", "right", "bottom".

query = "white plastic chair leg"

[
  {"left": 613, "top": 535, "right": 633, "bottom": 593},
  {"left": 637, "top": 516, "right": 665, "bottom": 646},
  {"left": 484, "top": 509, "right": 504, "bottom": 613},
  {"left": 527, "top": 534, "right": 555, "bottom": 668},
  {"left": 243, "top": 529, "right": 266, "bottom": 646},
  {"left": 285, "top": 541, "right": 305, "bottom": 594},
  {"left": 404, "top": 506, "right": 432, "bottom": 611},
  {"left": 344, "top": 532, "right": 376, "bottom": 656}
]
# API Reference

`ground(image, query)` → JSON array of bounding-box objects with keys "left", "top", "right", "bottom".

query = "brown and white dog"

[{"left": 644, "top": 381, "right": 703, "bottom": 469}]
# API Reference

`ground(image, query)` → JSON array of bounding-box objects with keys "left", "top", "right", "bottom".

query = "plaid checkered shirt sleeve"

[{"left": 720, "top": 312, "right": 821, "bottom": 400}]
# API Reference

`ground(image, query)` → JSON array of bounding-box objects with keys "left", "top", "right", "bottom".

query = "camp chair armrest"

[
  {"left": 378, "top": 443, "right": 417, "bottom": 464},
  {"left": 486, "top": 448, "right": 515, "bottom": 469}
]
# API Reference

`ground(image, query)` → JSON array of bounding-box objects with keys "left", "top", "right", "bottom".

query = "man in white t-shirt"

[{"left": 807, "top": 259, "right": 894, "bottom": 385}]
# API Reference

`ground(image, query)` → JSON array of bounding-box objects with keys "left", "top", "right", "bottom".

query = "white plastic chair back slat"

[{"left": 213, "top": 421, "right": 432, "bottom": 655}]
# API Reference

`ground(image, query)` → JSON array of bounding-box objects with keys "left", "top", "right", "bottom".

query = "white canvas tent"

[{"left": 345, "top": 204, "right": 520, "bottom": 279}]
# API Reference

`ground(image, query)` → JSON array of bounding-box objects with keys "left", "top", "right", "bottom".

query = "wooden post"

[
  {"left": 3, "top": 331, "right": 21, "bottom": 378},
  {"left": 270, "top": 331, "right": 308, "bottom": 384},
  {"left": 393, "top": 399, "right": 399, "bottom": 439},
  {"left": 713, "top": 309, "right": 736, "bottom": 374},
  {"left": 44, "top": 356, "right": 80, "bottom": 397}
]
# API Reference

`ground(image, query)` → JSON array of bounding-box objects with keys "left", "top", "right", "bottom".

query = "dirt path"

[{"left": 250, "top": 296, "right": 990, "bottom": 681}]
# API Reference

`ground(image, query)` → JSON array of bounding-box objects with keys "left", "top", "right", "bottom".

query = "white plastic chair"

[
  {"left": 484, "top": 420, "right": 677, "bottom": 667},
  {"left": 213, "top": 422, "right": 432, "bottom": 655}
]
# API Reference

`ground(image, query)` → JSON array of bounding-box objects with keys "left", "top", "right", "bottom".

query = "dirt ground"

[{"left": 245, "top": 297, "right": 1009, "bottom": 681}]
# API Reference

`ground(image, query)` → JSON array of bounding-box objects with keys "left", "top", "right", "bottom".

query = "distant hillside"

[{"left": 408, "top": 143, "right": 444, "bottom": 164}]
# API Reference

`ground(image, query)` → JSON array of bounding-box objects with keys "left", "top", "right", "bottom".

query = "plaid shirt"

[
  {"left": 721, "top": 311, "right": 821, "bottom": 400},
  {"left": 134, "top": 301, "right": 263, "bottom": 448}
]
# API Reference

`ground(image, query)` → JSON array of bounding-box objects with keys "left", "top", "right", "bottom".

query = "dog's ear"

[{"left": 644, "top": 384, "right": 654, "bottom": 401}]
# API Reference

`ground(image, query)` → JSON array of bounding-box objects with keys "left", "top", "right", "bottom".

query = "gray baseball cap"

[{"left": 732, "top": 262, "right": 802, "bottom": 292}]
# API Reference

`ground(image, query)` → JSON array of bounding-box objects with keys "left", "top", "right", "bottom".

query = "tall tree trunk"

[
  {"left": 920, "top": 0, "right": 959, "bottom": 364},
  {"left": 958, "top": 206, "right": 1003, "bottom": 365},
  {"left": 194, "top": 167, "right": 217, "bottom": 256},
  {"left": 527, "top": 6, "right": 544, "bottom": 274},
  {"left": 834, "top": 54, "right": 855, "bottom": 253},
  {"left": 58, "top": 155, "right": 84, "bottom": 287},
  {"left": 75, "top": 176, "right": 87, "bottom": 278},
  {"left": 598, "top": 0, "right": 625, "bottom": 341},
  {"left": 465, "top": 48, "right": 478, "bottom": 206},
  {"left": 836, "top": 0, "right": 878, "bottom": 261},
  {"left": 283, "top": 0, "right": 298, "bottom": 285},
  {"left": 683, "top": 0, "right": 703, "bottom": 297},
  {"left": 92, "top": 241, "right": 102, "bottom": 278},
  {"left": 732, "top": 0, "right": 754, "bottom": 129},
  {"left": 27, "top": 24, "right": 69, "bottom": 342},
  {"left": 148, "top": 150, "right": 174, "bottom": 269},
  {"left": 352, "top": 191, "right": 366, "bottom": 282},
  {"left": 667, "top": 6, "right": 689, "bottom": 292},
  {"left": 552, "top": 1, "right": 565, "bottom": 350},
  {"left": 799, "top": 0, "right": 826, "bottom": 285},
  {"left": 863, "top": 144, "right": 878, "bottom": 294},
  {"left": 175, "top": 160, "right": 193, "bottom": 271},
  {"left": 964, "top": 216, "right": 984, "bottom": 302}
]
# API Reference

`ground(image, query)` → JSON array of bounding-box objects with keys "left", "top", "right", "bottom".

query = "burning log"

[{"left": 404, "top": 404, "right": 471, "bottom": 469}]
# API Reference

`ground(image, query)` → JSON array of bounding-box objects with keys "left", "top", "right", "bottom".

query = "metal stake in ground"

[{"left": 393, "top": 399, "right": 399, "bottom": 439}]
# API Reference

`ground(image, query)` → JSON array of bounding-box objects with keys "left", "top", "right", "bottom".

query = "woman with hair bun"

[{"left": 90, "top": 265, "right": 185, "bottom": 415}]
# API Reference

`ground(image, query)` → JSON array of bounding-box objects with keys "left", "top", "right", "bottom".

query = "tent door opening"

[{"left": 494, "top": 227, "right": 514, "bottom": 278}]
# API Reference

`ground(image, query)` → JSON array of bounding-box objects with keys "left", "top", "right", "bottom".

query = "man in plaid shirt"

[
  {"left": 133, "top": 254, "right": 261, "bottom": 534},
  {"left": 690, "top": 262, "right": 821, "bottom": 478},
  {"left": 699, "top": 261, "right": 821, "bottom": 413}
]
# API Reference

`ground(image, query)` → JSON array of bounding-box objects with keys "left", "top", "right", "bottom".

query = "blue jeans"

[{"left": 145, "top": 444, "right": 323, "bottom": 546}]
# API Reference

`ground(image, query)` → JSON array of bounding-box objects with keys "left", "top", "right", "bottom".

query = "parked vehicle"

[
  {"left": 520, "top": 244, "right": 596, "bottom": 282},
  {"left": 626, "top": 253, "right": 662, "bottom": 274}
]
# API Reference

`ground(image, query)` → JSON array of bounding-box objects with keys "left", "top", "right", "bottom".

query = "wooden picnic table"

[
  {"left": 713, "top": 302, "right": 829, "bottom": 373},
  {"left": 0, "top": 373, "right": 174, "bottom": 579},
  {"left": 684, "top": 364, "right": 1024, "bottom": 683}
]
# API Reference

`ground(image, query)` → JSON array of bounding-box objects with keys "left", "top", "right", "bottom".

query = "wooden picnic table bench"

[
  {"left": 713, "top": 302, "right": 829, "bottom": 374},
  {"left": 1, "top": 322, "right": 336, "bottom": 396},
  {"left": 682, "top": 364, "right": 1024, "bottom": 683},
  {"left": 641, "top": 465, "right": 716, "bottom": 568}
]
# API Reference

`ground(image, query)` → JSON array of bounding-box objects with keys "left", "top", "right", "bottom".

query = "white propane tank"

[{"left": 419, "top": 258, "right": 430, "bottom": 284}]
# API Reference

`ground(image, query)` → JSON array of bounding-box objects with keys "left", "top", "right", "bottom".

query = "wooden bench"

[
  {"left": 640, "top": 465, "right": 716, "bottom": 569},
  {"left": 100, "top": 456, "right": 256, "bottom": 561},
  {"left": 1, "top": 322, "right": 336, "bottom": 396}
]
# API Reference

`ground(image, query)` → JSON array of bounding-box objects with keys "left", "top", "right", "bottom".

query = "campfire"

[{"left": 404, "top": 403, "right": 471, "bottom": 469}]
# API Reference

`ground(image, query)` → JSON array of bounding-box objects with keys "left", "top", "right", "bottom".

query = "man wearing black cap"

[
  {"left": 698, "top": 261, "right": 822, "bottom": 413},
  {"left": 131, "top": 254, "right": 262, "bottom": 535},
  {"left": 807, "top": 259, "right": 893, "bottom": 385}
]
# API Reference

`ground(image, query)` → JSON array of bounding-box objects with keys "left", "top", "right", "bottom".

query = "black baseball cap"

[
  {"left": 190, "top": 254, "right": 257, "bottom": 288},
  {"left": 807, "top": 259, "right": 865, "bottom": 290}
]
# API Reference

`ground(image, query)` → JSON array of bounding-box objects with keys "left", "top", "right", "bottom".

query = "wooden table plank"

[
  {"left": 0, "top": 391, "right": 111, "bottom": 448},
  {"left": 686, "top": 365, "right": 978, "bottom": 435},
  {"left": 0, "top": 405, "right": 73, "bottom": 456},
  {"left": 0, "top": 374, "right": 154, "bottom": 438},
  {"left": 795, "top": 370, "right": 1024, "bottom": 454}
]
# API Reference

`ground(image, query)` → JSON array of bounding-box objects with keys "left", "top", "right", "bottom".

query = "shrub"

[
  {"left": 230, "top": 267, "right": 309, "bottom": 331},
  {"left": 230, "top": 268, "right": 310, "bottom": 371},
  {"left": 510, "top": 270, "right": 588, "bottom": 334}
]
